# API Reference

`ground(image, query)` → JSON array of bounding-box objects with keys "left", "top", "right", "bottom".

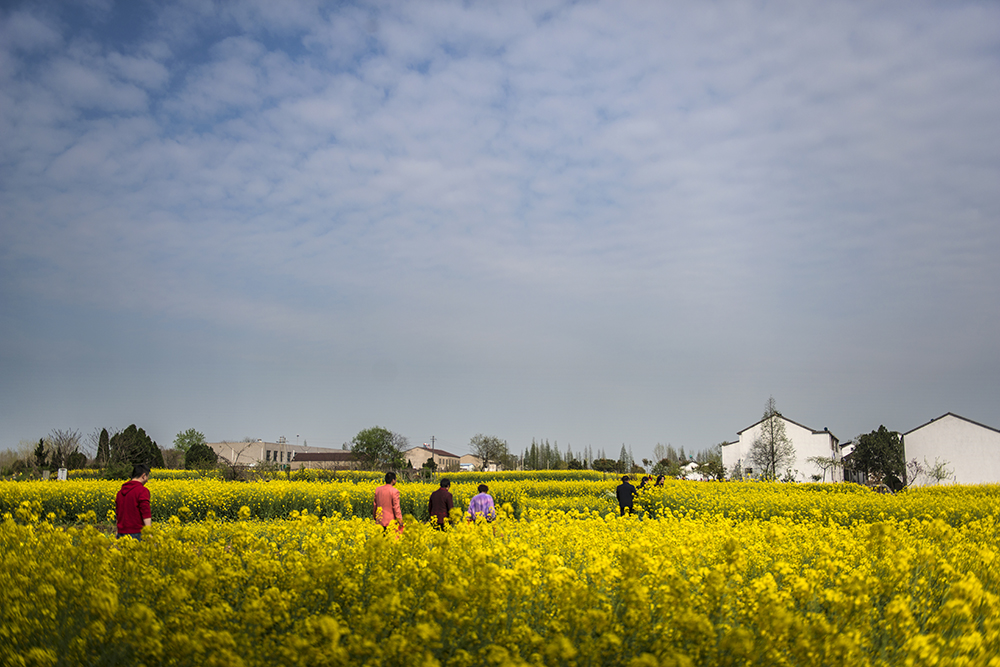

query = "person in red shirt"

[
  {"left": 116, "top": 464, "right": 152, "bottom": 539},
  {"left": 428, "top": 478, "right": 454, "bottom": 529},
  {"left": 373, "top": 471, "right": 403, "bottom": 534}
]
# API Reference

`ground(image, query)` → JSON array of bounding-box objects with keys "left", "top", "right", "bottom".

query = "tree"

[
  {"left": 173, "top": 428, "right": 207, "bottom": 454},
  {"left": 108, "top": 425, "right": 164, "bottom": 473},
  {"left": 96, "top": 428, "right": 110, "bottom": 467},
  {"left": 748, "top": 397, "right": 795, "bottom": 480},
  {"left": 617, "top": 445, "right": 631, "bottom": 474},
  {"left": 48, "top": 429, "right": 82, "bottom": 469},
  {"left": 591, "top": 458, "right": 618, "bottom": 473},
  {"left": 851, "top": 425, "right": 904, "bottom": 487},
  {"left": 695, "top": 445, "right": 726, "bottom": 481},
  {"left": 651, "top": 458, "right": 682, "bottom": 478},
  {"left": 470, "top": 434, "right": 508, "bottom": 471},
  {"left": 33, "top": 438, "right": 48, "bottom": 470},
  {"left": 185, "top": 441, "right": 218, "bottom": 470},
  {"left": 692, "top": 443, "right": 726, "bottom": 481},
  {"left": 805, "top": 455, "right": 840, "bottom": 483},
  {"left": 351, "top": 426, "right": 407, "bottom": 471},
  {"left": 925, "top": 457, "right": 954, "bottom": 485},
  {"left": 161, "top": 449, "right": 185, "bottom": 469}
]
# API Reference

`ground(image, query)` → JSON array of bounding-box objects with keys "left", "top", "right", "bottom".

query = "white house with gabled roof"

[
  {"left": 721, "top": 414, "right": 842, "bottom": 482},
  {"left": 901, "top": 413, "right": 1000, "bottom": 486}
]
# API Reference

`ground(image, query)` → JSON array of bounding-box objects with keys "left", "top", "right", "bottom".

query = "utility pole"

[{"left": 430, "top": 435, "right": 436, "bottom": 465}]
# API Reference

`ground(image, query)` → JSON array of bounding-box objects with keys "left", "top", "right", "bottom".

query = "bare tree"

[
  {"left": 924, "top": 457, "right": 954, "bottom": 485},
  {"left": 470, "top": 434, "right": 508, "bottom": 471},
  {"left": 805, "top": 455, "right": 841, "bottom": 482},
  {"left": 48, "top": 429, "right": 82, "bottom": 469},
  {"left": 749, "top": 397, "right": 795, "bottom": 480}
]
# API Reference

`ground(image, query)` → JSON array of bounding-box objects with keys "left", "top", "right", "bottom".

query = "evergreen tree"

[
  {"left": 97, "top": 428, "right": 110, "bottom": 466},
  {"left": 185, "top": 441, "right": 219, "bottom": 470},
  {"left": 108, "top": 425, "right": 164, "bottom": 472},
  {"left": 852, "top": 426, "right": 904, "bottom": 487},
  {"left": 66, "top": 450, "right": 88, "bottom": 469},
  {"left": 33, "top": 438, "right": 47, "bottom": 469}
]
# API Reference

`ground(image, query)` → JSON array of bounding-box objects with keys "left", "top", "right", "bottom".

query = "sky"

[{"left": 2, "top": 0, "right": 999, "bottom": 462}]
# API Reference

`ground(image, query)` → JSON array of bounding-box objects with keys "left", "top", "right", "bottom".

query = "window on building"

[{"left": 266, "top": 450, "right": 271, "bottom": 461}]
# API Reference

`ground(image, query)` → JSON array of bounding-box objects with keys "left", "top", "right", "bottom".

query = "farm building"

[
  {"left": 209, "top": 440, "right": 342, "bottom": 467},
  {"left": 902, "top": 413, "right": 1000, "bottom": 486},
  {"left": 403, "top": 444, "right": 461, "bottom": 472},
  {"left": 459, "top": 454, "right": 481, "bottom": 471},
  {"left": 721, "top": 414, "right": 842, "bottom": 482}
]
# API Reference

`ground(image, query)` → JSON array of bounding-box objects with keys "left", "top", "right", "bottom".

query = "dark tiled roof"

[
  {"left": 737, "top": 415, "right": 838, "bottom": 443},
  {"left": 405, "top": 446, "right": 461, "bottom": 458},
  {"left": 293, "top": 452, "right": 359, "bottom": 462},
  {"left": 902, "top": 412, "right": 1000, "bottom": 437}
]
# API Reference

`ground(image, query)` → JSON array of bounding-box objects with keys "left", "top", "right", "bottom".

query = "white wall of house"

[
  {"left": 721, "top": 416, "right": 842, "bottom": 482},
  {"left": 902, "top": 413, "right": 1000, "bottom": 486}
]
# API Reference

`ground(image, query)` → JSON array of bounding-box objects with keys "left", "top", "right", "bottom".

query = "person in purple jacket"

[{"left": 467, "top": 484, "right": 496, "bottom": 523}]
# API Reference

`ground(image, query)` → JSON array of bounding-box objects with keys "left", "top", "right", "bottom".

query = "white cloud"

[
  {"left": 0, "top": 11, "right": 61, "bottom": 52},
  {"left": 2, "top": 0, "right": 999, "bottom": 452}
]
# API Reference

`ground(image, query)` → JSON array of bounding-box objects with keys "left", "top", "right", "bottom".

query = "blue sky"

[{"left": 2, "top": 0, "right": 998, "bottom": 461}]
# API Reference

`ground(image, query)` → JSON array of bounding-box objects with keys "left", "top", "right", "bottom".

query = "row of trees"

[
  {"left": 2, "top": 425, "right": 220, "bottom": 478},
  {"left": 345, "top": 426, "right": 724, "bottom": 477}
]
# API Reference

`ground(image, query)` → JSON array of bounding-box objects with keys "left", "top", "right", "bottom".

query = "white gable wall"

[
  {"left": 902, "top": 414, "right": 1000, "bottom": 486},
  {"left": 722, "top": 417, "right": 842, "bottom": 482}
]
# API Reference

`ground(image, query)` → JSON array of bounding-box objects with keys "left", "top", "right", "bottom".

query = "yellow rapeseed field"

[{"left": 2, "top": 479, "right": 999, "bottom": 666}]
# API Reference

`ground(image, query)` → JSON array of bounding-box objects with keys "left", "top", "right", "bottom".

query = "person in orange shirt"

[{"left": 373, "top": 471, "right": 403, "bottom": 533}]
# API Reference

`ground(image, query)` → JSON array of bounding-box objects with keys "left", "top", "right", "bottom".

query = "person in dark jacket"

[
  {"left": 428, "top": 478, "right": 454, "bottom": 529},
  {"left": 616, "top": 475, "right": 638, "bottom": 516},
  {"left": 116, "top": 464, "right": 152, "bottom": 539}
]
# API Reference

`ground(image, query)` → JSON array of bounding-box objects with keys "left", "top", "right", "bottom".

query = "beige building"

[
  {"left": 209, "top": 440, "right": 342, "bottom": 467},
  {"left": 404, "top": 444, "right": 461, "bottom": 472},
  {"left": 460, "top": 454, "right": 483, "bottom": 471}
]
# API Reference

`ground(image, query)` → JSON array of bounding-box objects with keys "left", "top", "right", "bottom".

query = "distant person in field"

[
  {"left": 428, "top": 478, "right": 454, "bottom": 529},
  {"left": 115, "top": 464, "right": 152, "bottom": 540},
  {"left": 467, "top": 483, "right": 496, "bottom": 522},
  {"left": 373, "top": 471, "right": 404, "bottom": 534},
  {"left": 655, "top": 474, "right": 665, "bottom": 487},
  {"left": 638, "top": 475, "right": 650, "bottom": 490},
  {"left": 616, "top": 475, "right": 637, "bottom": 516}
]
